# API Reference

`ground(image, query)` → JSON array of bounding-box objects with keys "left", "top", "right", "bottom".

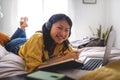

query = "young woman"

[{"left": 5, "top": 14, "right": 80, "bottom": 72}]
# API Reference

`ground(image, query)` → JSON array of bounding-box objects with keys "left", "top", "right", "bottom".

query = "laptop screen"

[{"left": 102, "top": 28, "right": 115, "bottom": 65}]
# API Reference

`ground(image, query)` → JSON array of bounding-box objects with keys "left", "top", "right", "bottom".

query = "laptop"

[{"left": 81, "top": 27, "right": 115, "bottom": 70}]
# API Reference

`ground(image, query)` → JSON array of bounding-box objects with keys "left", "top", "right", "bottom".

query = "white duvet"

[{"left": 0, "top": 45, "right": 27, "bottom": 79}]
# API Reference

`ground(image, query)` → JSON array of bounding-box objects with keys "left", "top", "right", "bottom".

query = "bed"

[{"left": 0, "top": 45, "right": 120, "bottom": 79}]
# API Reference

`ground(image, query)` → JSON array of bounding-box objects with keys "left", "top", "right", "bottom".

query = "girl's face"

[{"left": 50, "top": 20, "right": 70, "bottom": 44}]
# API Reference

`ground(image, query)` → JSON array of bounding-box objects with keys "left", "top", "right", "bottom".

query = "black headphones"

[{"left": 45, "top": 21, "right": 52, "bottom": 31}]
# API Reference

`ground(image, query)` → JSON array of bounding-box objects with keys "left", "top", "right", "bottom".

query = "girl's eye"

[
  {"left": 57, "top": 27, "right": 62, "bottom": 30},
  {"left": 65, "top": 29, "right": 70, "bottom": 32},
  {"left": 57, "top": 26, "right": 70, "bottom": 33}
]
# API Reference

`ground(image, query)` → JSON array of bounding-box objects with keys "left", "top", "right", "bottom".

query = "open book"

[{"left": 38, "top": 58, "right": 83, "bottom": 72}]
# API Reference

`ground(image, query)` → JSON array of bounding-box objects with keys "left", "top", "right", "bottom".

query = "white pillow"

[{"left": 0, "top": 45, "right": 10, "bottom": 59}]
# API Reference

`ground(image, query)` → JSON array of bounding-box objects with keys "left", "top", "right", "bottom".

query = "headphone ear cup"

[{"left": 45, "top": 22, "right": 51, "bottom": 31}]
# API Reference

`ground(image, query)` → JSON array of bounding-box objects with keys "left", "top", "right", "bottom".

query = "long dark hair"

[{"left": 42, "top": 13, "right": 72, "bottom": 53}]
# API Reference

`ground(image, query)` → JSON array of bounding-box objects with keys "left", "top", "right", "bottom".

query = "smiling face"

[{"left": 50, "top": 20, "right": 70, "bottom": 44}]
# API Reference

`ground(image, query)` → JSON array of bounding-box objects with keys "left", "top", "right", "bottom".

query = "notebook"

[
  {"left": 27, "top": 70, "right": 65, "bottom": 80},
  {"left": 81, "top": 27, "right": 115, "bottom": 70},
  {"left": 38, "top": 58, "right": 84, "bottom": 72}
]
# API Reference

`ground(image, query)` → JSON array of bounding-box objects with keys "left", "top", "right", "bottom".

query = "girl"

[{"left": 5, "top": 14, "right": 80, "bottom": 72}]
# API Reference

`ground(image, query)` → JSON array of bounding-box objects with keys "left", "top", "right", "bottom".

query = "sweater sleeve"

[{"left": 18, "top": 33, "right": 48, "bottom": 72}]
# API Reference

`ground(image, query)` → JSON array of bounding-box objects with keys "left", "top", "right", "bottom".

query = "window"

[{"left": 17, "top": 0, "right": 68, "bottom": 38}]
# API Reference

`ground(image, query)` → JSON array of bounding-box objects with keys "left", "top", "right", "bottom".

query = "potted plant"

[{"left": 89, "top": 25, "right": 112, "bottom": 46}]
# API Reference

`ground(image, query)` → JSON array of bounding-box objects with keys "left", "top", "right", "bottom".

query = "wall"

[
  {"left": 106, "top": 0, "right": 120, "bottom": 48},
  {"left": 69, "top": 0, "right": 106, "bottom": 41},
  {"left": 69, "top": 0, "right": 120, "bottom": 48},
  {"left": 0, "top": 0, "right": 17, "bottom": 35},
  {"left": 0, "top": 0, "right": 120, "bottom": 48}
]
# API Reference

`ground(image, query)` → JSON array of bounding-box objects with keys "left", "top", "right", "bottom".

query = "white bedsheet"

[{"left": 79, "top": 47, "right": 120, "bottom": 60}]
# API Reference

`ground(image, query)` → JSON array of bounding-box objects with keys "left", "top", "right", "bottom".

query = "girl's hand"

[
  {"left": 68, "top": 50, "right": 80, "bottom": 60},
  {"left": 20, "top": 17, "right": 28, "bottom": 30}
]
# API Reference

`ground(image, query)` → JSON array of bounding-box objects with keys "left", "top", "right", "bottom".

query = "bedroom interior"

[{"left": 0, "top": 0, "right": 120, "bottom": 80}]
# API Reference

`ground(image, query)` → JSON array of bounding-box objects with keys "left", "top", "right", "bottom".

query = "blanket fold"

[{"left": 80, "top": 60, "right": 120, "bottom": 80}]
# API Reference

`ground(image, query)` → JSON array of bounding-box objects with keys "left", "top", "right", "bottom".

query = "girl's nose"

[{"left": 60, "top": 30, "right": 67, "bottom": 37}]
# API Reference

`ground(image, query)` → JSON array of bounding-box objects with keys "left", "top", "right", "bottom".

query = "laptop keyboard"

[{"left": 81, "top": 58, "right": 103, "bottom": 70}]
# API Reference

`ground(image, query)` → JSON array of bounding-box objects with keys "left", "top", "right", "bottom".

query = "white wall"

[
  {"left": 69, "top": 0, "right": 106, "bottom": 41},
  {"left": 105, "top": 0, "right": 120, "bottom": 48},
  {"left": 0, "top": 0, "right": 18, "bottom": 35},
  {"left": 69, "top": 0, "right": 120, "bottom": 48}
]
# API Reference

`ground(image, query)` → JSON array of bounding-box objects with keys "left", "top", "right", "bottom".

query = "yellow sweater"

[{"left": 18, "top": 33, "right": 73, "bottom": 72}]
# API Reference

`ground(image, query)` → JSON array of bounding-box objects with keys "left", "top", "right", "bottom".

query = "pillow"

[
  {"left": 0, "top": 45, "right": 10, "bottom": 59},
  {"left": 0, "top": 32, "right": 10, "bottom": 46}
]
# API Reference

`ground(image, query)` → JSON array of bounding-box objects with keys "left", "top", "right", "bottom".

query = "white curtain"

[{"left": 17, "top": 0, "right": 68, "bottom": 38}]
